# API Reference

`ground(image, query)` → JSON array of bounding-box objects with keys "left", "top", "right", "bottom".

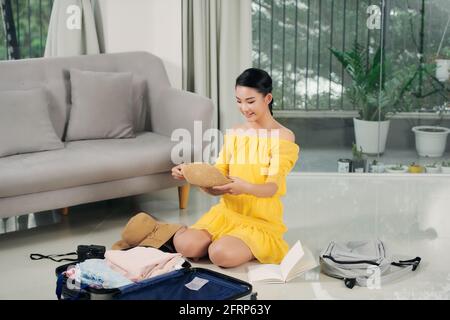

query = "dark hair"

[{"left": 235, "top": 68, "right": 273, "bottom": 116}]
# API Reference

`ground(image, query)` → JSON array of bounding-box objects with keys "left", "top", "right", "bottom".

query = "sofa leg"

[
  {"left": 178, "top": 184, "right": 190, "bottom": 209},
  {"left": 61, "top": 207, "right": 69, "bottom": 216}
]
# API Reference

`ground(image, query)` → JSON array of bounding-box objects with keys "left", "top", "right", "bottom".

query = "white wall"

[{"left": 97, "top": 0, "right": 183, "bottom": 89}]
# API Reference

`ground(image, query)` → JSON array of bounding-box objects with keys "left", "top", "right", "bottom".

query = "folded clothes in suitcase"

[{"left": 55, "top": 261, "right": 257, "bottom": 300}]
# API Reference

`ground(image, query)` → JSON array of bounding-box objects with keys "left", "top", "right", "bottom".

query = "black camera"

[{"left": 77, "top": 245, "right": 106, "bottom": 262}]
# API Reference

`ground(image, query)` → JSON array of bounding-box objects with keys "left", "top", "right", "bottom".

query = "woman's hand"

[
  {"left": 212, "top": 176, "right": 251, "bottom": 196},
  {"left": 199, "top": 186, "right": 229, "bottom": 196},
  {"left": 171, "top": 164, "right": 185, "bottom": 180}
]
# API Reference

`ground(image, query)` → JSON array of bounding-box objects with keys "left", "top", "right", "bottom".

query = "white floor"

[{"left": 1, "top": 174, "right": 450, "bottom": 300}]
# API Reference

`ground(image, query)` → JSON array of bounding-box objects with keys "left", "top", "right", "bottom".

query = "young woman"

[{"left": 171, "top": 68, "right": 300, "bottom": 268}]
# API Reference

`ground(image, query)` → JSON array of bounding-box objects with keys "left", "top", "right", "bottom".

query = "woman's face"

[{"left": 235, "top": 85, "right": 272, "bottom": 122}]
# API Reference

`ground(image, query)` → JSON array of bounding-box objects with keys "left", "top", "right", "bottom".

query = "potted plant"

[
  {"left": 410, "top": 60, "right": 450, "bottom": 158},
  {"left": 442, "top": 161, "right": 450, "bottom": 174},
  {"left": 412, "top": 125, "right": 450, "bottom": 157},
  {"left": 410, "top": 49, "right": 450, "bottom": 158},
  {"left": 330, "top": 43, "right": 415, "bottom": 155},
  {"left": 385, "top": 163, "right": 409, "bottom": 173},
  {"left": 351, "top": 143, "right": 367, "bottom": 173},
  {"left": 435, "top": 41, "right": 450, "bottom": 82},
  {"left": 424, "top": 162, "right": 441, "bottom": 174},
  {"left": 408, "top": 162, "right": 424, "bottom": 174},
  {"left": 369, "top": 159, "right": 385, "bottom": 173},
  {"left": 435, "top": 58, "right": 449, "bottom": 82}
]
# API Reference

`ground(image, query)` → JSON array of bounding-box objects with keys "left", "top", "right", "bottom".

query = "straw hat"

[
  {"left": 181, "top": 162, "right": 232, "bottom": 187},
  {"left": 112, "top": 212, "right": 183, "bottom": 250}
]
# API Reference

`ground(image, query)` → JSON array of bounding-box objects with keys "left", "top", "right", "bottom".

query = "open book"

[{"left": 247, "top": 241, "right": 318, "bottom": 283}]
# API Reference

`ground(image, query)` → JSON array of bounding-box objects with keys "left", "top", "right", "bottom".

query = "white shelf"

[{"left": 292, "top": 147, "right": 450, "bottom": 174}]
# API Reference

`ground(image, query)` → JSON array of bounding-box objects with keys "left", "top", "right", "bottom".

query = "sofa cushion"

[
  {"left": 132, "top": 75, "right": 148, "bottom": 132},
  {"left": 0, "top": 132, "right": 184, "bottom": 198},
  {"left": 0, "top": 88, "right": 64, "bottom": 158},
  {"left": 66, "top": 69, "right": 135, "bottom": 141}
]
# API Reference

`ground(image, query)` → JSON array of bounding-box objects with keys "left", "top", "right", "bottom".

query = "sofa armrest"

[{"left": 149, "top": 87, "right": 214, "bottom": 161}]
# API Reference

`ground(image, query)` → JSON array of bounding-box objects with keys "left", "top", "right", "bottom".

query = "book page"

[
  {"left": 285, "top": 246, "right": 318, "bottom": 282},
  {"left": 280, "top": 241, "right": 305, "bottom": 281},
  {"left": 247, "top": 264, "right": 283, "bottom": 283}
]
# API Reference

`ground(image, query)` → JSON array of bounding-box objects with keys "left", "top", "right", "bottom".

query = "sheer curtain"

[
  {"left": 182, "top": 0, "right": 252, "bottom": 133},
  {"left": 45, "top": 0, "right": 104, "bottom": 57}
]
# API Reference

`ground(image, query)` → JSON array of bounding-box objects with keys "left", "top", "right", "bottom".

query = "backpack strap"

[
  {"left": 355, "top": 257, "right": 421, "bottom": 288},
  {"left": 391, "top": 257, "right": 421, "bottom": 271}
]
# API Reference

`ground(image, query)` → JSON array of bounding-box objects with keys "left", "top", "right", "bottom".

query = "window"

[
  {"left": 253, "top": 0, "right": 450, "bottom": 173},
  {"left": 252, "top": 0, "right": 450, "bottom": 112},
  {"left": 0, "top": 0, "right": 53, "bottom": 60}
]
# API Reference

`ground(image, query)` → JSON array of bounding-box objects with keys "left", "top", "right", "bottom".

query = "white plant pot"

[
  {"left": 354, "top": 118, "right": 390, "bottom": 155},
  {"left": 436, "top": 59, "right": 449, "bottom": 82},
  {"left": 442, "top": 166, "right": 450, "bottom": 174},
  {"left": 425, "top": 166, "right": 441, "bottom": 174},
  {"left": 412, "top": 126, "right": 450, "bottom": 158},
  {"left": 369, "top": 163, "right": 385, "bottom": 173}
]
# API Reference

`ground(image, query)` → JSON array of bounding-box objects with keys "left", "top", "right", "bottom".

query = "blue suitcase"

[{"left": 55, "top": 261, "right": 257, "bottom": 300}]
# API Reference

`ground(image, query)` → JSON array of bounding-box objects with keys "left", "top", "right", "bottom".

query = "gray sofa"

[{"left": 0, "top": 52, "right": 213, "bottom": 218}]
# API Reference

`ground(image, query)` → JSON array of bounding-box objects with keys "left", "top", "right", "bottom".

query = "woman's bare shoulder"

[{"left": 277, "top": 127, "right": 295, "bottom": 142}]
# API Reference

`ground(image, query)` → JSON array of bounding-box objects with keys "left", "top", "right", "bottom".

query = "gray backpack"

[{"left": 319, "top": 240, "right": 421, "bottom": 289}]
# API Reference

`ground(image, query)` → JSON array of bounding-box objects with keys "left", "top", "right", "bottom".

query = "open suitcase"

[{"left": 55, "top": 260, "right": 257, "bottom": 300}]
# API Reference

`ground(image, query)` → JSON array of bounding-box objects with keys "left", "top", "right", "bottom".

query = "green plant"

[
  {"left": 399, "top": 62, "right": 449, "bottom": 127},
  {"left": 425, "top": 162, "right": 438, "bottom": 168},
  {"left": 442, "top": 161, "right": 450, "bottom": 167},
  {"left": 352, "top": 143, "right": 364, "bottom": 160},
  {"left": 392, "top": 164, "right": 405, "bottom": 170},
  {"left": 330, "top": 43, "right": 416, "bottom": 121},
  {"left": 439, "top": 47, "right": 450, "bottom": 58}
]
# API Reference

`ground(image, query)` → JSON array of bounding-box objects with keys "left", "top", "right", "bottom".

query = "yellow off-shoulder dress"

[{"left": 190, "top": 132, "right": 300, "bottom": 264}]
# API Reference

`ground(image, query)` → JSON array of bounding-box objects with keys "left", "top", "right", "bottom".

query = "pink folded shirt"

[{"left": 105, "top": 247, "right": 183, "bottom": 282}]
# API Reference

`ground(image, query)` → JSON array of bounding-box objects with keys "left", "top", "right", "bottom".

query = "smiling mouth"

[{"left": 245, "top": 112, "right": 255, "bottom": 117}]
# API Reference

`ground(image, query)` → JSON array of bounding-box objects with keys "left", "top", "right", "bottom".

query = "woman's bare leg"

[
  {"left": 208, "top": 235, "right": 254, "bottom": 268},
  {"left": 173, "top": 227, "right": 212, "bottom": 260}
]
